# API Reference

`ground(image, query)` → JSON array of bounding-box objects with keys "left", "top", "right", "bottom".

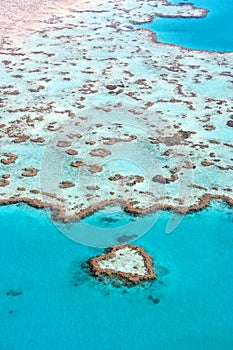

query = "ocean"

[
  {"left": 0, "top": 202, "right": 233, "bottom": 349},
  {"left": 140, "top": 0, "right": 233, "bottom": 52}
]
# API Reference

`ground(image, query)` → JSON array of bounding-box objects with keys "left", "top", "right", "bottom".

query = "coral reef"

[{"left": 89, "top": 244, "right": 156, "bottom": 284}]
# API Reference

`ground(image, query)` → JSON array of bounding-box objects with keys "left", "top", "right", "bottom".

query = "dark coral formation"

[
  {"left": 89, "top": 148, "right": 111, "bottom": 157},
  {"left": 22, "top": 167, "right": 38, "bottom": 177},
  {"left": 1, "top": 153, "right": 18, "bottom": 165}
]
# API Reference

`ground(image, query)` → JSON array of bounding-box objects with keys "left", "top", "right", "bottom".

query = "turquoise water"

[
  {"left": 0, "top": 203, "right": 233, "bottom": 349},
  {"left": 140, "top": 0, "right": 233, "bottom": 52}
]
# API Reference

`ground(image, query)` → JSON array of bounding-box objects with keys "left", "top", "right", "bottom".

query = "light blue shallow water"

[
  {"left": 140, "top": 0, "right": 233, "bottom": 52},
  {"left": 0, "top": 203, "right": 233, "bottom": 349}
]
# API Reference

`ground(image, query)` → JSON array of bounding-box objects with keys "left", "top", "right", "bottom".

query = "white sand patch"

[{"left": 98, "top": 247, "right": 148, "bottom": 275}]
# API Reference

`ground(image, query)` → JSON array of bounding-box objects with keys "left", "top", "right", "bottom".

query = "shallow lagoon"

[
  {"left": 141, "top": 0, "right": 233, "bottom": 52},
  {"left": 0, "top": 203, "right": 232, "bottom": 349}
]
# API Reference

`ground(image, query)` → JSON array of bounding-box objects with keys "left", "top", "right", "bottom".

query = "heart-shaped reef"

[{"left": 89, "top": 244, "right": 156, "bottom": 284}]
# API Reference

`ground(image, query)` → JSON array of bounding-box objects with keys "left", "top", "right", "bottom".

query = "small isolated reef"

[{"left": 89, "top": 244, "right": 156, "bottom": 285}]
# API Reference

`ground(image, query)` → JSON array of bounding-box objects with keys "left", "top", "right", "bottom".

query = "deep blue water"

[
  {"left": 0, "top": 202, "right": 233, "bottom": 349},
  {"left": 140, "top": 0, "right": 233, "bottom": 52}
]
